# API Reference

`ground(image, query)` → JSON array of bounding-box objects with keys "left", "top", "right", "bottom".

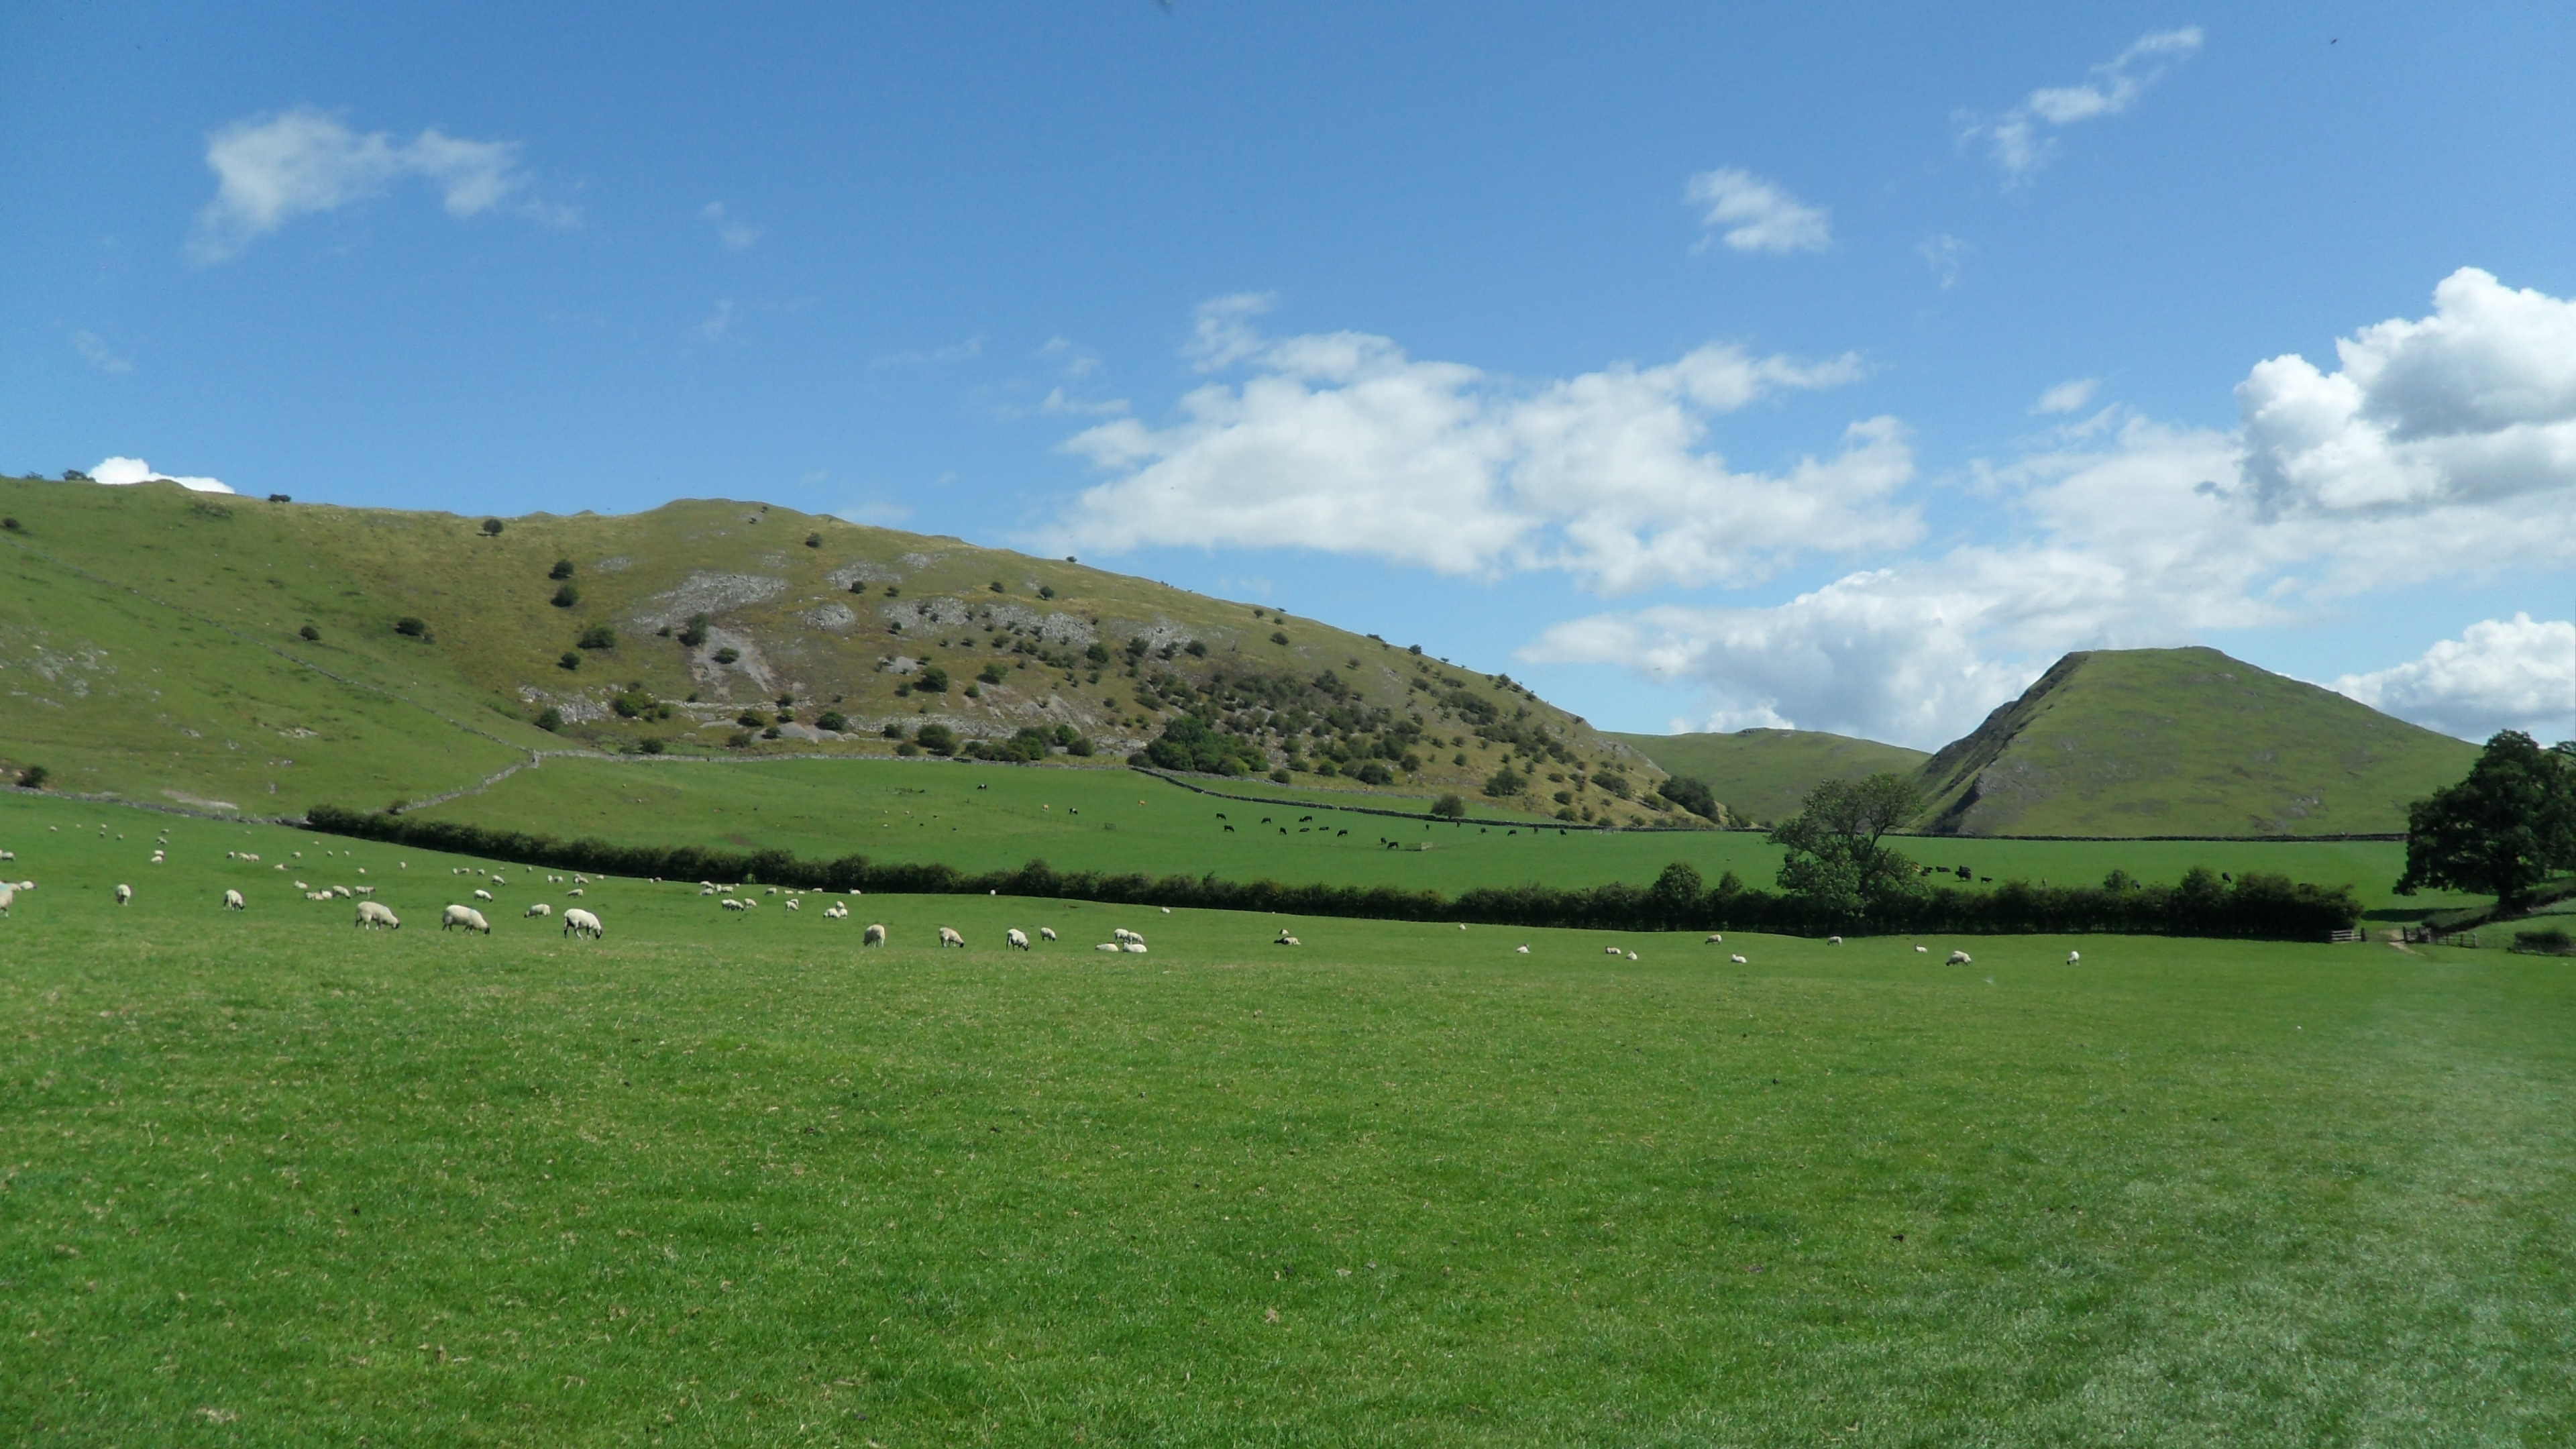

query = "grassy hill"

[
  {"left": 1915, "top": 646, "right": 2479, "bottom": 837},
  {"left": 1610, "top": 727, "right": 1931, "bottom": 828},
  {"left": 0, "top": 475, "right": 1673, "bottom": 824}
]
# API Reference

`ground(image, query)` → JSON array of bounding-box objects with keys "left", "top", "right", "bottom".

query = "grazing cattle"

[
  {"left": 938, "top": 926, "right": 965, "bottom": 948},
  {"left": 224, "top": 889, "right": 246, "bottom": 912},
  {"left": 114, "top": 883, "right": 131, "bottom": 906},
  {"left": 1224, "top": 825, "right": 1234, "bottom": 833},
  {"left": 1007, "top": 928, "right": 1030, "bottom": 950},
  {"left": 2066, "top": 950, "right": 2082, "bottom": 965},
  {"left": 1947, "top": 950, "right": 1973, "bottom": 965},
  {"left": 1094, "top": 942, "right": 1123, "bottom": 953},
  {"left": 564, "top": 908, "right": 604, "bottom": 939},
  {"left": 473, "top": 888, "right": 494, "bottom": 902},
  {"left": 525, "top": 902, "right": 552, "bottom": 918},
  {"left": 441, "top": 904, "right": 492, "bottom": 934},
  {"left": 1729, "top": 953, "right": 1748, "bottom": 964},
  {"left": 1039, "top": 927, "right": 1057, "bottom": 942},
  {"left": 863, "top": 922, "right": 887, "bottom": 946}
]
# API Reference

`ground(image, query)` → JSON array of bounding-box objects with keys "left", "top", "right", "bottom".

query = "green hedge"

[{"left": 305, "top": 806, "right": 2360, "bottom": 940}]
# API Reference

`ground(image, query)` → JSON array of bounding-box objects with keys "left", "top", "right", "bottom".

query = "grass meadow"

[
  {"left": 6, "top": 790, "right": 2573, "bottom": 1445},
  {"left": 408, "top": 755, "right": 2480, "bottom": 916}
]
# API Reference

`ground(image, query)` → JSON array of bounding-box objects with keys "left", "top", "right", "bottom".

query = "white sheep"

[
  {"left": 114, "top": 883, "right": 131, "bottom": 906},
  {"left": 1039, "top": 926, "right": 1058, "bottom": 942},
  {"left": 574, "top": 875, "right": 588, "bottom": 885},
  {"left": 0, "top": 885, "right": 15, "bottom": 916},
  {"left": 223, "top": 889, "right": 246, "bottom": 911},
  {"left": 1947, "top": 950, "right": 1973, "bottom": 965},
  {"left": 1704, "top": 934, "right": 1724, "bottom": 945},
  {"left": 333, "top": 885, "right": 354, "bottom": 899},
  {"left": 784, "top": 899, "right": 800, "bottom": 912},
  {"left": 700, "top": 885, "right": 718, "bottom": 896},
  {"left": 354, "top": 900, "right": 398, "bottom": 930},
  {"left": 863, "top": 922, "right": 887, "bottom": 946},
  {"left": 1515, "top": 945, "right": 1529, "bottom": 954},
  {"left": 1007, "top": 928, "right": 1030, "bottom": 950},
  {"left": 1122, "top": 942, "right": 1148, "bottom": 954},
  {"left": 473, "top": 888, "right": 494, "bottom": 902},
  {"left": 1604, "top": 945, "right": 1621, "bottom": 957},
  {"left": 1161, "top": 907, "right": 1171, "bottom": 915},
  {"left": 566, "top": 888, "right": 584, "bottom": 898},
  {"left": 1093, "top": 942, "right": 1123, "bottom": 953},
  {"left": 720, "top": 898, "right": 747, "bottom": 912},
  {"left": 1827, "top": 935, "right": 1843, "bottom": 946},
  {"left": 489, "top": 874, "right": 505, "bottom": 885},
  {"left": 1914, "top": 945, "right": 1928, "bottom": 953},
  {"left": 938, "top": 926, "right": 965, "bottom": 948},
  {"left": 354, "top": 885, "right": 374, "bottom": 897},
  {"left": 1627, "top": 951, "right": 1639, "bottom": 961},
  {"left": 306, "top": 891, "right": 329, "bottom": 901},
  {"left": 1114, "top": 928, "right": 1143, "bottom": 945},
  {"left": 563, "top": 908, "right": 604, "bottom": 939},
  {"left": 2066, "top": 950, "right": 2082, "bottom": 965},
  {"left": 442, "top": 904, "right": 492, "bottom": 934},
  {"left": 1274, "top": 932, "right": 1300, "bottom": 947},
  {"left": 1729, "top": 953, "right": 1748, "bottom": 965},
  {"left": 525, "top": 902, "right": 553, "bottom": 918}
]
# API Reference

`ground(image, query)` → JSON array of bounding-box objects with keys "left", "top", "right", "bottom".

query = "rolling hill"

[
  {"left": 1607, "top": 727, "right": 1931, "bottom": 828},
  {"left": 0, "top": 475, "right": 1673, "bottom": 824},
  {"left": 1913, "top": 646, "right": 2478, "bottom": 837}
]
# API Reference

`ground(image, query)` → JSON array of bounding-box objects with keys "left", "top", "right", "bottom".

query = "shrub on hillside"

[
  {"left": 394, "top": 616, "right": 429, "bottom": 639},
  {"left": 678, "top": 613, "right": 709, "bottom": 647},
  {"left": 549, "top": 559, "right": 575, "bottom": 580},
  {"left": 535, "top": 707, "right": 564, "bottom": 732},
  {"left": 804, "top": 532, "right": 822, "bottom": 549},
  {"left": 557, "top": 651, "right": 582, "bottom": 671},
  {"left": 1085, "top": 642, "right": 1112, "bottom": 665},
  {"left": 976, "top": 663, "right": 1006, "bottom": 686},
  {"left": 1657, "top": 775, "right": 1722, "bottom": 822},
  {"left": 551, "top": 584, "right": 581, "bottom": 608},
  {"left": 916, "top": 665, "right": 949, "bottom": 693},
  {"left": 16, "top": 765, "right": 48, "bottom": 790},
  {"left": 737, "top": 710, "right": 769, "bottom": 729},
  {"left": 480, "top": 519, "right": 504, "bottom": 536},
  {"left": 298, "top": 625, "right": 321, "bottom": 642},
  {"left": 713, "top": 647, "right": 741, "bottom": 665},
  {"left": 1270, "top": 631, "right": 1290, "bottom": 645},
  {"left": 916, "top": 723, "right": 957, "bottom": 757},
  {"left": 639, "top": 737, "right": 667, "bottom": 755},
  {"left": 612, "top": 689, "right": 657, "bottom": 719},
  {"left": 881, "top": 722, "right": 910, "bottom": 741},
  {"left": 1352, "top": 761, "right": 1395, "bottom": 786},
  {"left": 1482, "top": 767, "right": 1525, "bottom": 798},
  {"left": 578, "top": 623, "right": 616, "bottom": 650},
  {"left": 1144, "top": 714, "right": 1266, "bottom": 777},
  {"left": 816, "top": 710, "right": 848, "bottom": 733}
]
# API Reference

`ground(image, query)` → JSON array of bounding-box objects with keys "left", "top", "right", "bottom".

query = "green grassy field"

[
  {"left": 9, "top": 790, "right": 2571, "bottom": 1444},
  {"left": 402, "top": 755, "right": 2479, "bottom": 915},
  {"left": 1609, "top": 729, "right": 1931, "bottom": 830}
]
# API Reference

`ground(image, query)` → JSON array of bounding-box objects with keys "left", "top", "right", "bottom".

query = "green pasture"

[
  {"left": 1609, "top": 728, "right": 1929, "bottom": 830},
  {"left": 405, "top": 755, "right": 2475, "bottom": 914},
  {"left": 7, "top": 790, "right": 2573, "bottom": 1444}
]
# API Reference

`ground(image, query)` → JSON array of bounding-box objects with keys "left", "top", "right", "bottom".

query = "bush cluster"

[{"left": 301, "top": 807, "right": 2361, "bottom": 941}]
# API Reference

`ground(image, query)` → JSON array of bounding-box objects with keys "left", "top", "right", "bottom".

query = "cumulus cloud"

[
  {"left": 1052, "top": 299, "right": 1906, "bottom": 593},
  {"left": 1964, "top": 28, "right": 2203, "bottom": 182},
  {"left": 90, "top": 457, "right": 233, "bottom": 494},
  {"left": 700, "top": 201, "right": 763, "bottom": 251},
  {"left": 2336, "top": 615, "right": 2576, "bottom": 743},
  {"left": 1683, "top": 168, "right": 1831, "bottom": 254},
  {"left": 189, "top": 107, "right": 572, "bottom": 262},
  {"left": 2033, "top": 378, "right": 2100, "bottom": 414},
  {"left": 1530, "top": 269, "right": 2576, "bottom": 746}
]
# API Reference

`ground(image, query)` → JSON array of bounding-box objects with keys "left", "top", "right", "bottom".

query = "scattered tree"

[
  {"left": 394, "top": 616, "right": 429, "bottom": 639},
  {"left": 915, "top": 722, "right": 957, "bottom": 757},
  {"left": 551, "top": 584, "right": 581, "bottom": 608},
  {"left": 989, "top": 581, "right": 1006, "bottom": 593},
  {"left": 737, "top": 710, "right": 769, "bottom": 729},
  {"left": 1656, "top": 774, "right": 1723, "bottom": 822},
  {"left": 557, "top": 651, "right": 582, "bottom": 671},
  {"left": 816, "top": 710, "right": 848, "bottom": 733},
  {"left": 1482, "top": 767, "right": 1525, "bottom": 798},
  {"left": 976, "top": 662, "right": 1006, "bottom": 686},
  {"left": 1352, "top": 761, "right": 1395, "bottom": 786},
  {"left": 1430, "top": 794, "right": 1466, "bottom": 819},
  {"left": 0, "top": 518, "right": 17, "bottom": 532},
  {"left": 480, "top": 519, "right": 504, "bottom": 536},
  {"left": 1038, "top": 584, "right": 1056, "bottom": 600},
  {"left": 1184, "top": 639, "right": 1208, "bottom": 657},
  {"left": 1770, "top": 773, "right": 1925, "bottom": 923},
  {"left": 549, "top": 559, "right": 575, "bottom": 580},
  {"left": 1270, "top": 631, "right": 1291, "bottom": 646},
  {"left": 2398, "top": 730, "right": 2576, "bottom": 914},
  {"left": 535, "top": 706, "right": 564, "bottom": 732},
  {"left": 639, "top": 737, "right": 667, "bottom": 755},
  {"left": 677, "top": 612, "right": 710, "bottom": 647},
  {"left": 16, "top": 765, "right": 48, "bottom": 789},
  {"left": 266, "top": 493, "right": 291, "bottom": 503},
  {"left": 804, "top": 532, "right": 822, "bottom": 549},
  {"left": 916, "top": 665, "right": 949, "bottom": 693},
  {"left": 881, "top": 722, "right": 910, "bottom": 741},
  {"left": 1085, "top": 642, "right": 1112, "bottom": 665},
  {"left": 577, "top": 623, "right": 616, "bottom": 650},
  {"left": 298, "top": 625, "right": 321, "bottom": 642}
]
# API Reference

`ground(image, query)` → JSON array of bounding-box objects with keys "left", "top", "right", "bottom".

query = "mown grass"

[
  {"left": 7, "top": 791, "right": 2573, "bottom": 1445},
  {"left": 405, "top": 755, "right": 2478, "bottom": 914}
]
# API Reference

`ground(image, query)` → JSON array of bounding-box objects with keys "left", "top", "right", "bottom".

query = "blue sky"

[{"left": 8, "top": 1, "right": 2574, "bottom": 745}]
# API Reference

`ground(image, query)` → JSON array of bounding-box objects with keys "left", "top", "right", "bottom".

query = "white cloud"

[
  {"left": 70, "top": 330, "right": 131, "bottom": 374},
  {"left": 189, "top": 107, "right": 571, "bottom": 262},
  {"left": 700, "top": 201, "right": 763, "bottom": 251},
  {"left": 2336, "top": 615, "right": 2576, "bottom": 743},
  {"left": 1038, "top": 387, "right": 1128, "bottom": 417},
  {"left": 1964, "top": 28, "right": 2204, "bottom": 182},
  {"left": 1682, "top": 168, "right": 1831, "bottom": 254},
  {"left": 91, "top": 456, "right": 233, "bottom": 494},
  {"left": 1917, "top": 233, "right": 1970, "bottom": 290},
  {"left": 1052, "top": 300, "right": 1904, "bottom": 593},
  {"left": 2033, "top": 378, "right": 2100, "bottom": 414},
  {"left": 1529, "top": 268, "right": 2576, "bottom": 746}
]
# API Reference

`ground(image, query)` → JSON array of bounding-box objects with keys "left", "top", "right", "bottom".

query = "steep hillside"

[
  {"left": 1914, "top": 647, "right": 2477, "bottom": 837},
  {"left": 1608, "top": 728, "right": 1930, "bottom": 828},
  {"left": 0, "top": 476, "right": 1672, "bottom": 823}
]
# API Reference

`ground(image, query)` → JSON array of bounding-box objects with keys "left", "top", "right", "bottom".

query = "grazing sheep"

[
  {"left": 1627, "top": 951, "right": 1639, "bottom": 961},
  {"left": 1604, "top": 945, "right": 1621, "bottom": 957},
  {"left": 1914, "top": 945, "right": 1928, "bottom": 953},
  {"left": 863, "top": 922, "right": 887, "bottom": 946},
  {"left": 1947, "top": 950, "right": 1973, "bottom": 965},
  {"left": 114, "top": 883, "right": 131, "bottom": 906},
  {"left": 1039, "top": 926, "right": 1058, "bottom": 942},
  {"left": 441, "top": 904, "right": 492, "bottom": 934},
  {"left": 1007, "top": 928, "right": 1030, "bottom": 950},
  {"left": 938, "top": 926, "right": 965, "bottom": 948},
  {"left": 354, "top": 885, "right": 374, "bottom": 897},
  {"left": 1114, "top": 928, "right": 1143, "bottom": 945},
  {"left": 473, "top": 888, "right": 494, "bottom": 902},
  {"left": 0, "top": 885, "right": 15, "bottom": 916},
  {"left": 1827, "top": 935, "right": 1843, "bottom": 946},
  {"left": 1705, "top": 933, "right": 1725, "bottom": 945},
  {"left": 720, "top": 898, "right": 747, "bottom": 912},
  {"left": 223, "top": 889, "right": 246, "bottom": 911},
  {"left": 1094, "top": 942, "right": 1123, "bottom": 953},
  {"left": 784, "top": 899, "right": 800, "bottom": 912},
  {"left": 574, "top": 875, "right": 589, "bottom": 885},
  {"left": 1729, "top": 953, "right": 1748, "bottom": 964},
  {"left": 2066, "top": 950, "right": 2081, "bottom": 965},
  {"left": 567, "top": 888, "right": 584, "bottom": 898},
  {"left": 525, "top": 902, "right": 553, "bottom": 918},
  {"left": 700, "top": 885, "right": 718, "bottom": 896},
  {"left": 1515, "top": 945, "right": 1529, "bottom": 954},
  {"left": 1122, "top": 942, "right": 1148, "bottom": 954},
  {"left": 563, "top": 908, "right": 604, "bottom": 939},
  {"left": 333, "top": 885, "right": 354, "bottom": 898},
  {"left": 1161, "top": 907, "right": 1172, "bottom": 915},
  {"left": 1274, "top": 931, "right": 1300, "bottom": 947},
  {"left": 489, "top": 874, "right": 505, "bottom": 885},
  {"left": 354, "top": 900, "right": 398, "bottom": 928}
]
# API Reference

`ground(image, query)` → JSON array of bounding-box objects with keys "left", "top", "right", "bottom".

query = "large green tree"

[
  {"left": 2396, "top": 730, "right": 2576, "bottom": 913},
  {"left": 1770, "top": 772, "right": 1925, "bottom": 923}
]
